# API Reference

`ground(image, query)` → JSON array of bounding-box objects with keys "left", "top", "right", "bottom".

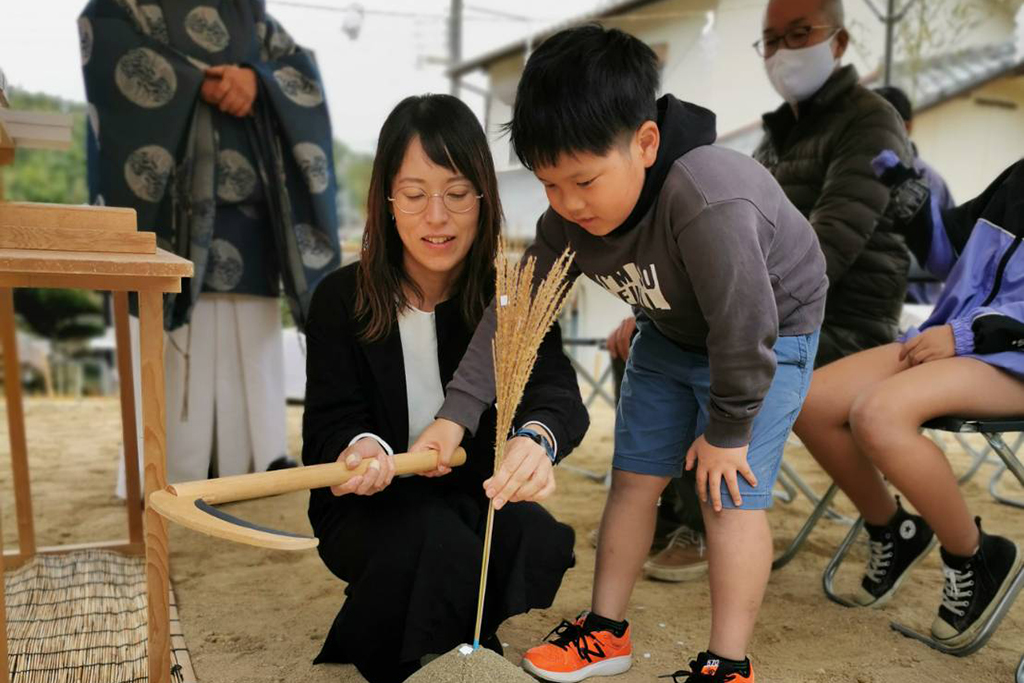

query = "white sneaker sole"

[
  {"left": 644, "top": 559, "right": 709, "bottom": 582},
  {"left": 521, "top": 655, "right": 632, "bottom": 682}
]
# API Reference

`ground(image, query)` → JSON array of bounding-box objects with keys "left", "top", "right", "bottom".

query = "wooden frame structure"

[{"left": 0, "top": 101, "right": 192, "bottom": 683}]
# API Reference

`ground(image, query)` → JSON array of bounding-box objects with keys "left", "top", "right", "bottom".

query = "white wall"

[{"left": 912, "top": 74, "right": 1024, "bottom": 201}]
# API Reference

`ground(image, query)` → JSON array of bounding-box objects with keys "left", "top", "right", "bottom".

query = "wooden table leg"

[
  {"left": 0, "top": 502, "right": 9, "bottom": 683},
  {"left": 0, "top": 288, "right": 35, "bottom": 561},
  {"left": 113, "top": 292, "right": 143, "bottom": 545},
  {"left": 139, "top": 290, "right": 170, "bottom": 683}
]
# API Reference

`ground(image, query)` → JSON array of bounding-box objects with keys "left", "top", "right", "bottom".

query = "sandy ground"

[{"left": 1, "top": 396, "right": 1022, "bottom": 683}]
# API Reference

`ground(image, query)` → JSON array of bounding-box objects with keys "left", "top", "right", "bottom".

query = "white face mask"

[{"left": 765, "top": 36, "right": 839, "bottom": 105}]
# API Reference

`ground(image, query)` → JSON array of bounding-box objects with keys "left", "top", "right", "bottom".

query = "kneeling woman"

[{"left": 301, "top": 94, "right": 589, "bottom": 682}]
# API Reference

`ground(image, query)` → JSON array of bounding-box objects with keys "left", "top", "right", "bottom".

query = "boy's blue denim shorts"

[{"left": 614, "top": 319, "right": 820, "bottom": 510}]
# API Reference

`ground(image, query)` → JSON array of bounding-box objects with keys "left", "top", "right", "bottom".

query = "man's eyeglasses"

[
  {"left": 388, "top": 187, "right": 483, "bottom": 215},
  {"left": 753, "top": 25, "right": 839, "bottom": 58}
]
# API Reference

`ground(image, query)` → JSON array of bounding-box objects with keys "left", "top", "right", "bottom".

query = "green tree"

[{"left": 2, "top": 89, "right": 88, "bottom": 204}]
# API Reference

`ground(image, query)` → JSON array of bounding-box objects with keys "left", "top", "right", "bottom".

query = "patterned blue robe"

[{"left": 80, "top": 0, "right": 340, "bottom": 330}]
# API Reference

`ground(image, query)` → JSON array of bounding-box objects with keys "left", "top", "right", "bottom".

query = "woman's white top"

[
  {"left": 397, "top": 305, "right": 446, "bottom": 449},
  {"left": 347, "top": 305, "right": 557, "bottom": 459}
]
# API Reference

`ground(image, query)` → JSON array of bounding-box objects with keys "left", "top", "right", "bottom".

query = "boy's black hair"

[{"left": 504, "top": 24, "right": 660, "bottom": 170}]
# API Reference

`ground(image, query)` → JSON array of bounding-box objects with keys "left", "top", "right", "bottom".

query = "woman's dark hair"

[{"left": 356, "top": 94, "right": 502, "bottom": 341}]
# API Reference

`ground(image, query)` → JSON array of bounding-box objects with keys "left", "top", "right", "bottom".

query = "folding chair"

[
  {"left": 562, "top": 337, "right": 617, "bottom": 409},
  {"left": 772, "top": 438, "right": 854, "bottom": 571},
  {"left": 821, "top": 416, "right": 1024, "bottom": 656}
]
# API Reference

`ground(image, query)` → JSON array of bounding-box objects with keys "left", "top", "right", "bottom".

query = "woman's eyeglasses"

[{"left": 388, "top": 187, "right": 483, "bottom": 215}]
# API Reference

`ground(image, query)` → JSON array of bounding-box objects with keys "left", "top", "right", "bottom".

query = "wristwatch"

[{"left": 514, "top": 426, "right": 556, "bottom": 463}]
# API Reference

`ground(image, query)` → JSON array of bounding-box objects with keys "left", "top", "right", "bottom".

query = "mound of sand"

[{"left": 406, "top": 645, "right": 535, "bottom": 682}]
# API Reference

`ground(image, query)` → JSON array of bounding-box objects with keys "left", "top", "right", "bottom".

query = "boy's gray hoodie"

[{"left": 438, "top": 96, "right": 828, "bottom": 448}]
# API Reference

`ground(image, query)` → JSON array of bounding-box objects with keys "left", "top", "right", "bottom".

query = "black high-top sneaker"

[
  {"left": 854, "top": 499, "right": 937, "bottom": 607},
  {"left": 932, "top": 518, "right": 1023, "bottom": 647}
]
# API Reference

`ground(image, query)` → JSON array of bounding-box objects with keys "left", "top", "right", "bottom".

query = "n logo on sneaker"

[
  {"left": 574, "top": 637, "right": 606, "bottom": 663},
  {"left": 899, "top": 520, "right": 917, "bottom": 540}
]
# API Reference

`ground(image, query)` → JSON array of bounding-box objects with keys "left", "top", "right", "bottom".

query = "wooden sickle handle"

[{"left": 168, "top": 447, "right": 468, "bottom": 505}]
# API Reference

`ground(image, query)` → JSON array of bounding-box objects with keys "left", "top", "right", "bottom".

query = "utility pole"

[
  {"left": 862, "top": 0, "right": 919, "bottom": 86},
  {"left": 449, "top": 0, "right": 463, "bottom": 97}
]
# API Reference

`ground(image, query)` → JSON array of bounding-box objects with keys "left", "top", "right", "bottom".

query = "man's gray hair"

[{"left": 822, "top": 0, "right": 845, "bottom": 27}]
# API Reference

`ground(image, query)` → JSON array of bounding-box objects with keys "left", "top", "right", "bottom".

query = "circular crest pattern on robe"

[
  {"left": 216, "top": 149, "right": 258, "bottom": 202},
  {"left": 124, "top": 145, "right": 174, "bottom": 202},
  {"left": 78, "top": 17, "right": 93, "bottom": 66},
  {"left": 273, "top": 66, "right": 323, "bottom": 107},
  {"left": 295, "top": 223, "right": 335, "bottom": 269},
  {"left": 115, "top": 48, "right": 177, "bottom": 108},
  {"left": 140, "top": 5, "right": 170, "bottom": 44},
  {"left": 185, "top": 6, "right": 231, "bottom": 52},
  {"left": 205, "top": 238, "right": 245, "bottom": 291},
  {"left": 294, "top": 142, "right": 329, "bottom": 194}
]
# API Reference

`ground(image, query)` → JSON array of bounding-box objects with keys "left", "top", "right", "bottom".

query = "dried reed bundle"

[{"left": 472, "top": 239, "right": 575, "bottom": 648}]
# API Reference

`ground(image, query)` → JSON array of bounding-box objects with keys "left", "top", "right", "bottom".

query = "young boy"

[{"left": 411, "top": 25, "right": 827, "bottom": 682}]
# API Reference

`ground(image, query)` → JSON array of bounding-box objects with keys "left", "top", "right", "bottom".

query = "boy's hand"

[
  {"left": 409, "top": 418, "right": 465, "bottom": 477},
  {"left": 685, "top": 435, "right": 757, "bottom": 512},
  {"left": 331, "top": 438, "right": 394, "bottom": 496},
  {"left": 484, "top": 434, "right": 556, "bottom": 510},
  {"left": 900, "top": 325, "right": 955, "bottom": 366}
]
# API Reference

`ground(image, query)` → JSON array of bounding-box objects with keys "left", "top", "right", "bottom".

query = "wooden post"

[
  {"left": 139, "top": 290, "right": 170, "bottom": 683},
  {"left": 0, "top": 288, "right": 35, "bottom": 560},
  {"left": 114, "top": 292, "right": 143, "bottom": 545},
  {"left": 0, "top": 498, "right": 9, "bottom": 683}
]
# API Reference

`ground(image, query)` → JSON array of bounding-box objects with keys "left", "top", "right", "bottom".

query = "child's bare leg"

[
  {"left": 794, "top": 344, "right": 907, "bottom": 524},
  {"left": 592, "top": 469, "right": 670, "bottom": 620},
  {"left": 702, "top": 505, "right": 771, "bottom": 660},
  {"left": 851, "top": 357, "right": 1024, "bottom": 556}
]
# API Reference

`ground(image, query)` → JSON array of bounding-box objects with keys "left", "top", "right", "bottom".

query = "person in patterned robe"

[{"left": 80, "top": 0, "right": 341, "bottom": 485}]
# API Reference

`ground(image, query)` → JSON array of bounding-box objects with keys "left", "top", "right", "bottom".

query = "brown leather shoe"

[{"left": 644, "top": 525, "right": 708, "bottom": 582}]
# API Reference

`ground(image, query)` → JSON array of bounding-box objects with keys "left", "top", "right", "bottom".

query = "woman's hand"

[
  {"left": 409, "top": 418, "right": 465, "bottom": 477},
  {"left": 484, "top": 434, "right": 556, "bottom": 510},
  {"left": 900, "top": 325, "right": 955, "bottom": 366},
  {"left": 685, "top": 435, "right": 757, "bottom": 512},
  {"left": 201, "top": 65, "right": 257, "bottom": 117},
  {"left": 331, "top": 437, "right": 394, "bottom": 496}
]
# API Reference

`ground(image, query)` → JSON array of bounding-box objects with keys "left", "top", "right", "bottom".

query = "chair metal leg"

[
  {"left": 772, "top": 482, "right": 839, "bottom": 571},
  {"left": 568, "top": 355, "right": 616, "bottom": 409},
  {"left": 560, "top": 463, "right": 611, "bottom": 484},
  {"left": 779, "top": 461, "right": 852, "bottom": 523},
  {"left": 822, "top": 516, "right": 866, "bottom": 607},
  {"left": 1015, "top": 653, "right": 1023, "bottom": 683},
  {"left": 986, "top": 432, "right": 1024, "bottom": 509},
  {"left": 584, "top": 364, "right": 615, "bottom": 410},
  {"left": 942, "top": 431, "right": 998, "bottom": 485},
  {"left": 890, "top": 562, "right": 1024, "bottom": 657},
  {"left": 772, "top": 467, "right": 798, "bottom": 504},
  {"left": 986, "top": 433, "right": 1024, "bottom": 486},
  {"left": 989, "top": 463, "right": 1024, "bottom": 510}
]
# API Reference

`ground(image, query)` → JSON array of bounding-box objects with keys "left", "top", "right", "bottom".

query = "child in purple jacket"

[{"left": 795, "top": 155, "right": 1024, "bottom": 647}]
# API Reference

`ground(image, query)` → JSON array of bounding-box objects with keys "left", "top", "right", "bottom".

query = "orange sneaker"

[
  {"left": 521, "top": 614, "right": 632, "bottom": 682},
  {"left": 660, "top": 652, "right": 755, "bottom": 682}
]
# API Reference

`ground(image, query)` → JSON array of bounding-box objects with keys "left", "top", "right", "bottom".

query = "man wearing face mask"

[{"left": 753, "top": 0, "right": 914, "bottom": 367}]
